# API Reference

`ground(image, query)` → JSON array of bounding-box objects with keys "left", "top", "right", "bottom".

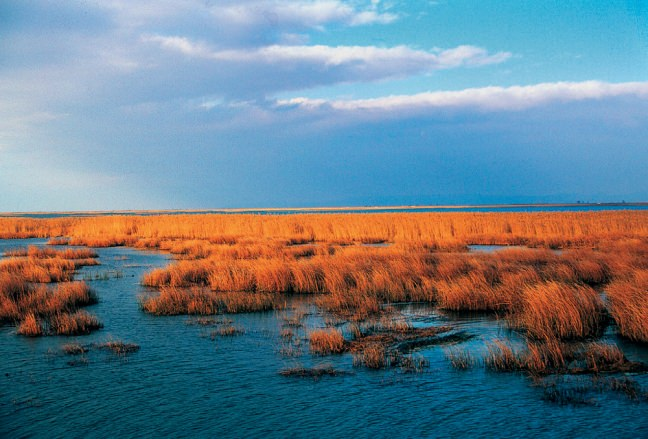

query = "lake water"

[
  {"left": 1, "top": 203, "right": 646, "bottom": 218},
  {"left": 1, "top": 240, "right": 647, "bottom": 438}
]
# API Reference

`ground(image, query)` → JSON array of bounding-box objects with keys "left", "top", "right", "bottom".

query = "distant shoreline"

[{"left": 1, "top": 202, "right": 647, "bottom": 217}]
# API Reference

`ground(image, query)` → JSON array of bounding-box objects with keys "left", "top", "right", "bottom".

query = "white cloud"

[
  {"left": 143, "top": 35, "right": 214, "bottom": 58},
  {"left": 214, "top": 1, "right": 397, "bottom": 27},
  {"left": 436, "top": 45, "right": 513, "bottom": 68},
  {"left": 278, "top": 81, "right": 648, "bottom": 112},
  {"left": 97, "top": 0, "right": 396, "bottom": 32},
  {"left": 146, "top": 34, "right": 510, "bottom": 68},
  {"left": 144, "top": 35, "right": 511, "bottom": 89}
]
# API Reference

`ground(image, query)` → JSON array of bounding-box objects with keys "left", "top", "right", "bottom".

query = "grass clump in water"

[
  {"left": 279, "top": 363, "right": 349, "bottom": 378},
  {"left": 61, "top": 343, "right": 89, "bottom": 355},
  {"left": 96, "top": 340, "right": 140, "bottom": 355},
  {"left": 309, "top": 328, "right": 346, "bottom": 355},
  {"left": 445, "top": 347, "right": 476, "bottom": 370},
  {"left": 210, "top": 324, "right": 245, "bottom": 338}
]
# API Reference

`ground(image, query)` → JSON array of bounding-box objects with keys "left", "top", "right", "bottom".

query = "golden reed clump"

[
  {"left": 138, "top": 287, "right": 279, "bottom": 315},
  {"left": 1, "top": 246, "right": 101, "bottom": 336},
  {"left": 507, "top": 282, "right": 606, "bottom": 341},
  {"left": 309, "top": 328, "right": 346, "bottom": 354},
  {"left": 606, "top": 269, "right": 648, "bottom": 342}
]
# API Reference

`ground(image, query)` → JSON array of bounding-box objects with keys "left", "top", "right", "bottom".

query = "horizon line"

[{"left": 1, "top": 201, "right": 647, "bottom": 217}]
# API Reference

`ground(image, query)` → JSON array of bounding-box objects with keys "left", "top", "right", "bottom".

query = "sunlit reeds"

[
  {"left": 507, "top": 282, "right": 606, "bottom": 341},
  {"left": 139, "top": 287, "right": 279, "bottom": 315},
  {"left": 0, "top": 245, "right": 102, "bottom": 336},
  {"left": 4, "top": 246, "right": 97, "bottom": 260},
  {"left": 50, "top": 310, "right": 103, "bottom": 335},
  {"left": 1, "top": 211, "right": 645, "bottom": 246},
  {"left": 2, "top": 212, "right": 647, "bottom": 353},
  {"left": 16, "top": 313, "right": 44, "bottom": 336},
  {"left": 606, "top": 269, "right": 648, "bottom": 342},
  {"left": 309, "top": 328, "right": 346, "bottom": 354}
]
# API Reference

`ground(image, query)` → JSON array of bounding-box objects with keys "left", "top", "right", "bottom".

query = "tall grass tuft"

[
  {"left": 50, "top": 311, "right": 103, "bottom": 335},
  {"left": 606, "top": 269, "right": 648, "bottom": 342},
  {"left": 309, "top": 328, "right": 346, "bottom": 354},
  {"left": 17, "top": 313, "right": 44, "bottom": 336},
  {"left": 507, "top": 282, "right": 606, "bottom": 340},
  {"left": 139, "top": 287, "right": 279, "bottom": 315}
]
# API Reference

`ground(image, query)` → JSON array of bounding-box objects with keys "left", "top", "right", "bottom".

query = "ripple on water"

[{"left": 1, "top": 239, "right": 647, "bottom": 438}]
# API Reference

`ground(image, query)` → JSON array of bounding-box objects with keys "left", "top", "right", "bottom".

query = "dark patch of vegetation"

[
  {"left": 61, "top": 343, "right": 89, "bottom": 355},
  {"left": 484, "top": 339, "right": 648, "bottom": 376},
  {"left": 279, "top": 364, "right": 350, "bottom": 378},
  {"left": 96, "top": 340, "right": 140, "bottom": 355},
  {"left": 348, "top": 324, "right": 471, "bottom": 369},
  {"left": 185, "top": 316, "right": 233, "bottom": 326},
  {"left": 210, "top": 325, "right": 245, "bottom": 338}
]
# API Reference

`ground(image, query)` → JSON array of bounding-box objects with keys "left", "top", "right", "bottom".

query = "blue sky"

[{"left": 1, "top": 0, "right": 647, "bottom": 211}]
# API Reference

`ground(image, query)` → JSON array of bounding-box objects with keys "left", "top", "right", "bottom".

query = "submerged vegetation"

[{"left": 279, "top": 364, "right": 349, "bottom": 378}]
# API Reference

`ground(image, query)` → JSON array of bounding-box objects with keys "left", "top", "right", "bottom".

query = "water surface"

[{"left": 1, "top": 240, "right": 647, "bottom": 438}]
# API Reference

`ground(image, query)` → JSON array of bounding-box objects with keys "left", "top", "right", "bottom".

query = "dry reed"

[
  {"left": 2, "top": 212, "right": 647, "bottom": 349},
  {"left": 309, "top": 328, "right": 346, "bottom": 354},
  {"left": 139, "top": 287, "right": 279, "bottom": 315},
  {"left": 606, "top": 269, "right": 648, "bottom": 342},
  {"left": 506, "top": 282, "right": 606, "bottom": 340}
]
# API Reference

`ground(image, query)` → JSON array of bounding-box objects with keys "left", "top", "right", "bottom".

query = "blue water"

[
  {"left": 1, "top": 240, "right": 647, "bottom": 438},
  {"left": 1, "top": 204, "right": 647, "bottom": 218},
  {"left": 468, "top": 244, "right": 528, "bottom": 253}
]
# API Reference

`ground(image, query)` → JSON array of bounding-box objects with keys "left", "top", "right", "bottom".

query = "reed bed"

[
  {"left": 2, "top": 212, "right": 647, "bottom": 354},
  {"left": 15, "top": 309, "right": 102, "bottom": 336},
  {"left": 0, "top": 279, "right": 97, "bottom": 322},
  {"left": 3, "top": 211, "right": 647, "bottom": 405},
  {"left": 4, "top": 246, "right": 97, "bottom": 260},
  {"left": 0, "top": 258, "right": 76, "bottom": 283},
  {"left": 137, "top": 239, "right": 645, "bottom": 329},
  {"left": 1, "top": 211, "right": 645, "bottom": 246},
  {"left": 16, "top": 313, "right": 44, "bottom": 336}
]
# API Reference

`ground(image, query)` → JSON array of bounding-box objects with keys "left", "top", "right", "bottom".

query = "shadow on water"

[{"left": 1, "top": 239, "right": 647, "bottom": 438}]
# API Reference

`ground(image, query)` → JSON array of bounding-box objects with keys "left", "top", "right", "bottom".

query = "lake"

[{"left": 1, "top": 239, "right": 647, "bottom": 438}]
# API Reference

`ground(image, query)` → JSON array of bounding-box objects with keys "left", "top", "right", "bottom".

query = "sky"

[{"left": 1, "top": 0, "right": 647, "bottom": 211}]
